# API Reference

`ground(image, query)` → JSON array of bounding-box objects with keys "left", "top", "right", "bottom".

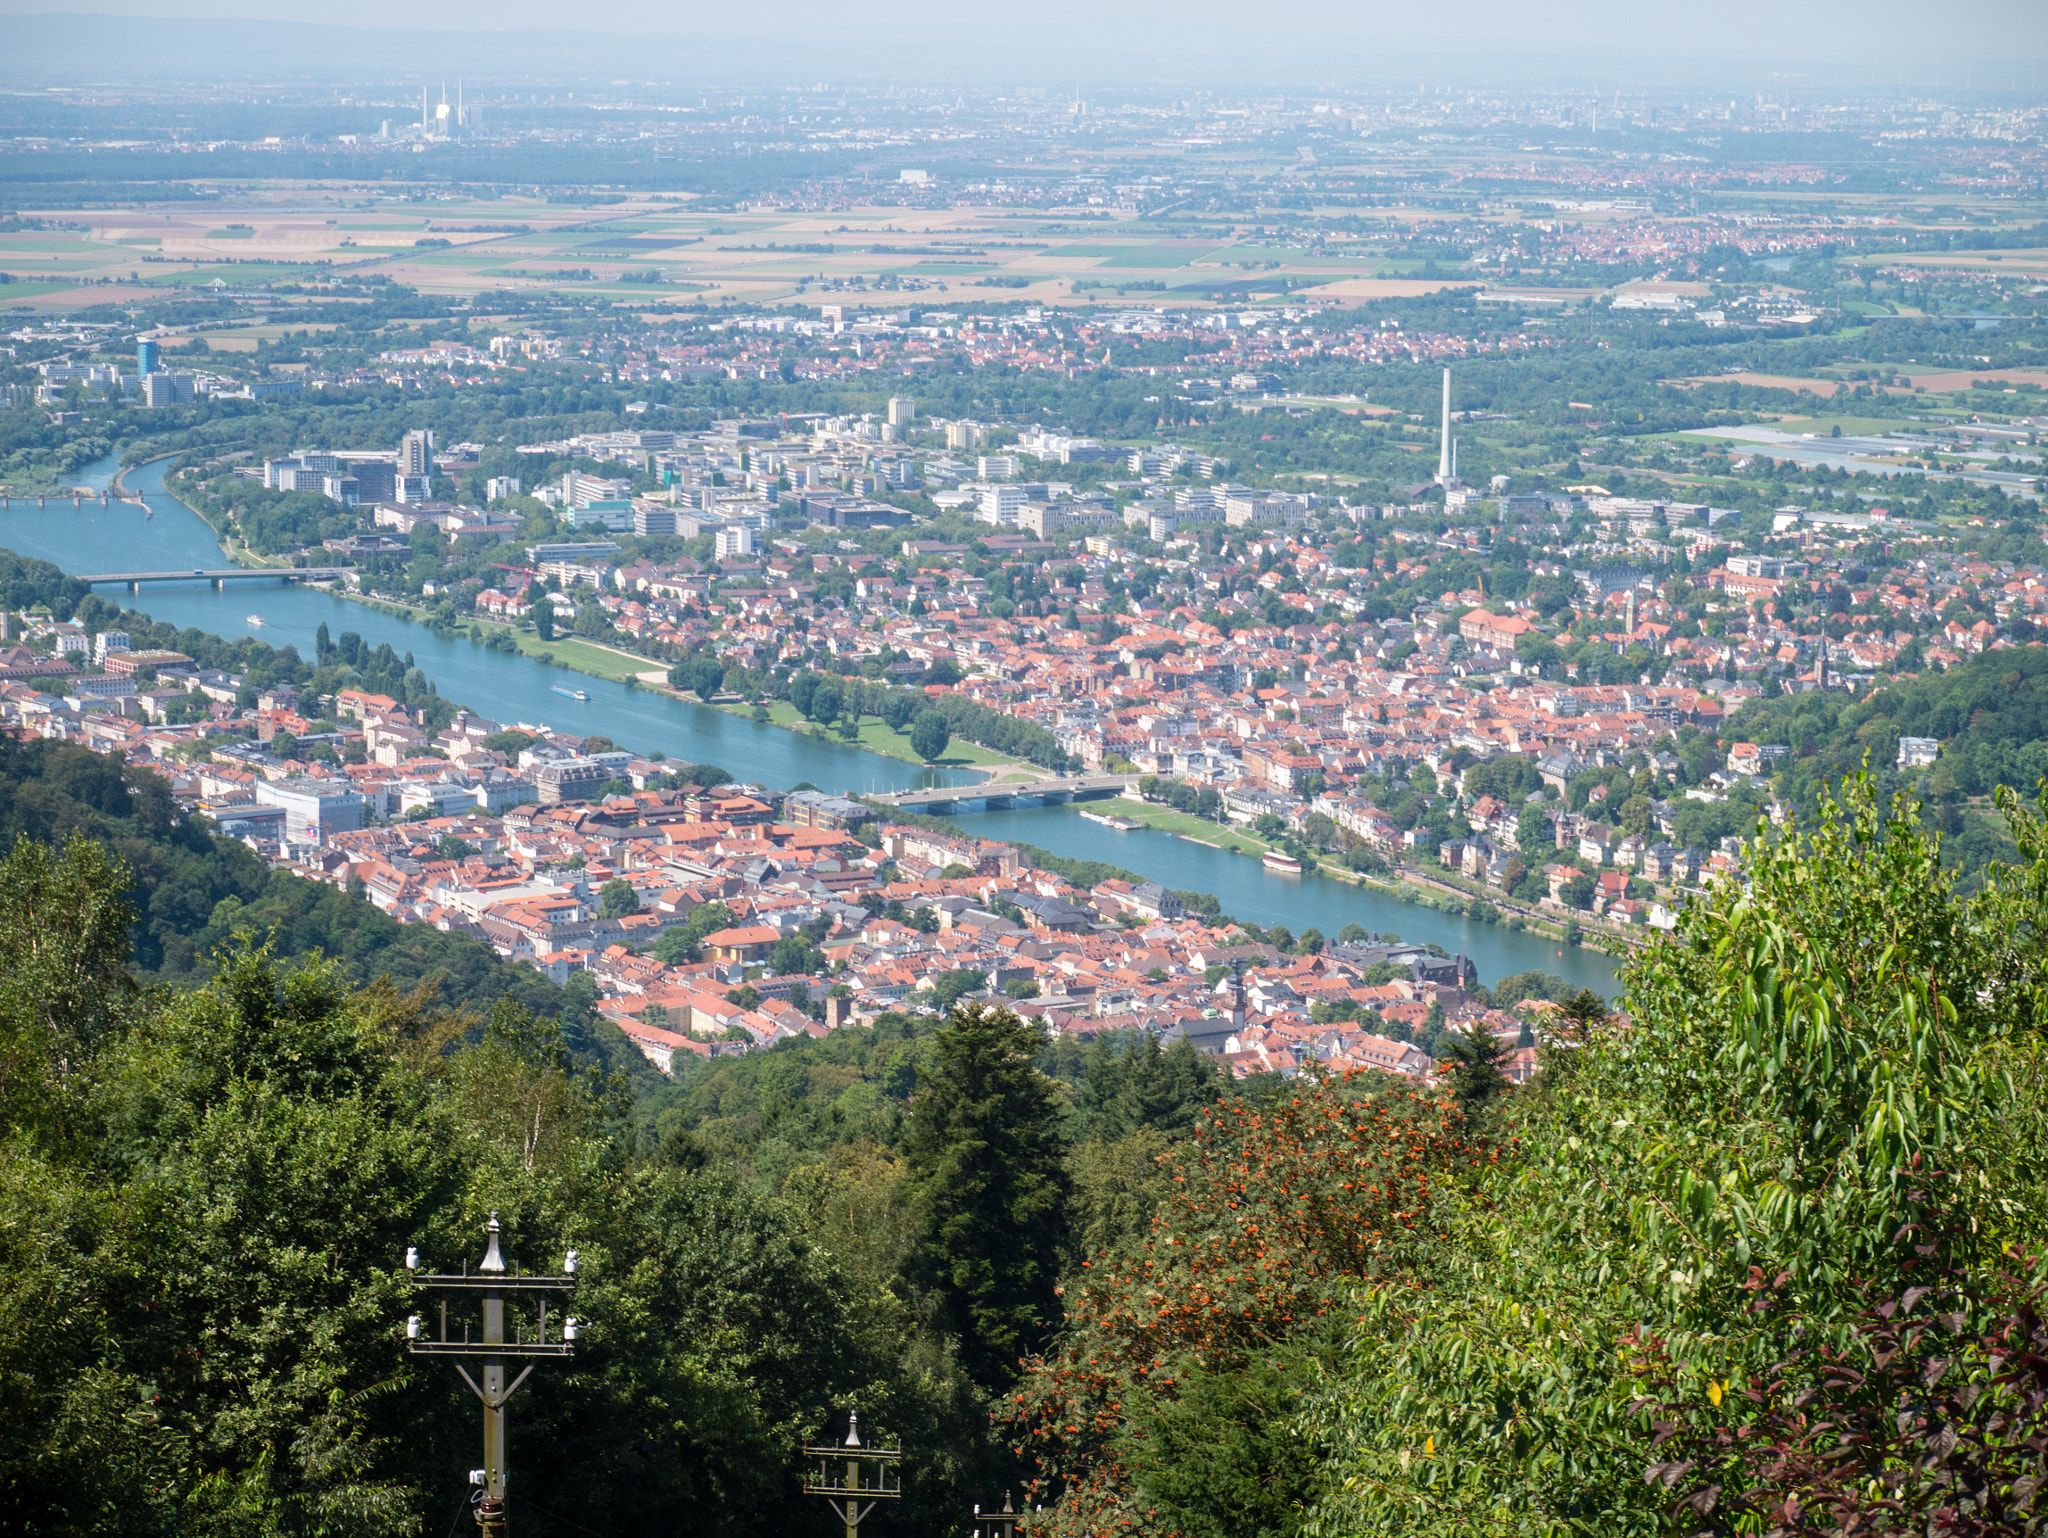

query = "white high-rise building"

[{"left": 977, "top": 484, "right": 1023, "bottom": 525}]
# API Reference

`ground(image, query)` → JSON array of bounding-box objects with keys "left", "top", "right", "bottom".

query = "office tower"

[
  {"left": 1437, "top": 369, "right": 1452, "bottom": 484},
  {"left": 136, "top": 338, "right": 159, "bottom": 376},
  {"left": 887, "top": 396, "right": 915, "bottom": 428},
  {"left": 398, "top": 428, "right": 435, "bottom": 478},
  {"left": 352, "top": 461, "right": 396, "bottom": 502}
]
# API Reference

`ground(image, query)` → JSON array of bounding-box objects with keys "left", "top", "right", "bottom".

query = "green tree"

[
  {"left": 1617, "top": 792, "right": 1653, "bottom": 839},
  {"left": 653, "top": 901, "right": 733, "bottom": 966},
  {"left": 1418, "top": 995, "right": 1446, "bottom": 1054},
  {"left": 598, "top": 877, "right": 640, "bottom": 918},
  {"left": 1436, "top": 1021, "right": 1511, "bottom": 1108},
  {"left": 669, "top": 655, "right": 724, "bottom": 699},
  {"left": 0, "top": 831, "right": 138, "bottom": 1138},
  {"left": 770, "top": 932, "right": 822, "bottom": 977},
  {"left": 927, "top": 967, "right": 988, "bottom": 1012},
  {"left": 1064, "top": 1032, "right": 1223, "bottom": 1142},
  {"left": 904, "top": 1001, "right": 1070, "bottom": 1391},
  {"left": 0, "top": 746, "right": 991, "bottom": 1536},
  {"left": 909, "top": 711, "right": 951, "bottom": 762},
  {"left": 1303, "top": 777, "right": 2048, "bottom": 1538},
  {"left": 881, "top": 692, "right": 920, "bottom": 733}
]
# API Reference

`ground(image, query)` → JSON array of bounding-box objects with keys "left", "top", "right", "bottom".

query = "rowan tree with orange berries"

[{"left": 998, "top": 1068, "right": 1494, "bottom": 1536}]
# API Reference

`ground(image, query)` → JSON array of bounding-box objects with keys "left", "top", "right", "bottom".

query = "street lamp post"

[
  {"left": 801, "top": 1410, "right": 901, "bottom": 1538},
  {"left": 405, "top": 1214, "right": 579, "bottom": 1536}
]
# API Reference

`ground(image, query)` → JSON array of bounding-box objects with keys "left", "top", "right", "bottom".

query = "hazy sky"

[
  {"left": 4, "top": 0, "right": 2044, "bottom": 43},
  {"left": 5, "top": 0, "right": 2046, "bottom": 81}
]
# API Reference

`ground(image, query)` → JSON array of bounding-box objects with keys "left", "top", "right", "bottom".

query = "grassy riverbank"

[
  {"left": 1089, "top": 797, "right": 1273, "bottom": 857},
  {"left": 489, "top": 627, "right": 655, "bottom": 684},
  {"left": 1096, "top": 794, "right": 1637, "bottom": 959},
  {"left": 714, "top": 698, "right": 1027, "bottom": 775},
  {"left": 341, "top": 603, "right": 1047, "bottom": 779}
]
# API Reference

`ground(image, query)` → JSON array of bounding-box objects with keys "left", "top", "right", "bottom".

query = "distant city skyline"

[{"left": 4, "top": 3, "right": 2045, "bottom": 81}]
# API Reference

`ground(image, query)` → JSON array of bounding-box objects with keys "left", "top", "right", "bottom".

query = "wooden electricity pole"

[
  {"left": 801, "top": 1411, "right": 901, "bottom": 1538},
  {"left": 405, "top": 1214, "right": 579, "bottom": 1536}
]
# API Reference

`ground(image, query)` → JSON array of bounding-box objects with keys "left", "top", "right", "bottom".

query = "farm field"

[{"left": 0, "top": 191, "right": 1487, "bottom": 312}]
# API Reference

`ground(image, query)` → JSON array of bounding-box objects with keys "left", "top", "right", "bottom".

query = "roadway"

[
  {"left": 79, "top": 568, "right": 354, "bottom": 590},
  {"left": 867, "top": 772, "right": 1144, "bottom": 810}
]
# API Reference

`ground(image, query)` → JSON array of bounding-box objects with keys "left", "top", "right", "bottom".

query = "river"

[{"left": 4, "top": 453, "right": 1618, "bottom": 994}]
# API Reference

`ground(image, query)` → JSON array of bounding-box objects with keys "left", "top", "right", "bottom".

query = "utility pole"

[
  {"left": 405, "top": 1214, "right": 580, "bottom": 1536},
  {"left": 800, "top": 1410, "right": 901, "bottom": 1538},
  {"left": 972, "top": 1491, "right": 1025, "bottom": 1538}
]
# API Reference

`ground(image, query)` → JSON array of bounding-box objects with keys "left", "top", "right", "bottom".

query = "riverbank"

[
  {"left": 110, "top": 451, "right": 181, "bottom": 497},
  {"left": 333, "top": 580, "right": 1062, "bottom": 786},
  {"left": 335, "top": 596, "right": 668, "bottom": 686},
  {"left": 1079, "top": 793, "right": 1643, "bottom": 961},
  {"left": 153, "top": 460, "right": 293, "bottom": 572},
  {"left": 709, "top": 697, "right": 1031, "bottom": 778}
]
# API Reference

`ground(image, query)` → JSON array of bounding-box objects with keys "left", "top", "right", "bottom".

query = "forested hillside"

[
  {"left": 0, "top": 742, "right": 1231, "bottom": 1535},
  {"left": 0, "top": 735, "right": 570, "bottom": 1012},
  {"left": 7, "top": 745, "right": 2048, "bottom": 1537},
  {"left": 1725, "top": 645, "right": 2048, "bottom": 874}
]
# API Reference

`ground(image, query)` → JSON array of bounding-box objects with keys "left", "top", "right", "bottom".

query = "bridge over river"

[
  {"left": 866, "top": 772, "right": 1144, "bottom": 812},
  {"left": 78, "top": 568, "right": 353, "bottom": 592}
]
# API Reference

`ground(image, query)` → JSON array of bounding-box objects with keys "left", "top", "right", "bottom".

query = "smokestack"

[{"left": 1438, "top": 368, "right": 1452, "bottom": 483}]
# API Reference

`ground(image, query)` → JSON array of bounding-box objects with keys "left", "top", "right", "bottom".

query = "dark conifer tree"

[{"left": 904, "top": 1000, "right": 1069, "bottom": 1392}]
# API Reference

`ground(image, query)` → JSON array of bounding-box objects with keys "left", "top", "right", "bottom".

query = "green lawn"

[
  {"left": 486, "top": 628, "right": 651, "bottom": 682},
  {"left": 0, "top": 281, "right": 91, "bottom": 303},
  {"left": 725, "top": 701, "right": 1022, "bottom": 771},
  {"left": 851, "top": 716, "right": 1016, "bottom": 770},
  {"left": 1092, "top": 798, "right": 1273, "bottom": 857}
]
